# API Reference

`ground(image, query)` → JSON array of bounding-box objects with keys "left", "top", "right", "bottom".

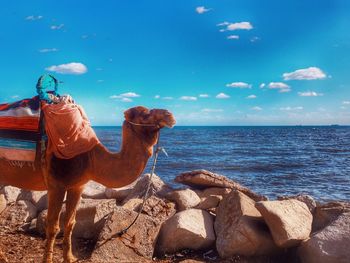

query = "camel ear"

[
  {"left": 124, "top": 106, "right": 150, "bottom": 122},
  {"left": 124, "top": 108, "right": 136, "bottom": 122}
]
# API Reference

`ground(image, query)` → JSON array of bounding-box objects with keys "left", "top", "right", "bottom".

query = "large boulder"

[
  {"left": 91, "top": 206, "right": 160, "bottom": 262},
  {"left": 215, "top": 190, "right": 277, "bottom": 258},
  {"left": 298, "top": 212, "right": 350, "bottom": 263},
  {"left": 256, "top": 199, "right": 312, "bottom": 248},
  {"left": 0, "top": 194, "right": 6, "bottom": 214},
  {"left": 175, "top": 170, "right": 266, "bottom": 201},
  {"left": 81, "top": 181, "right": 106, "bottom": 199},
  {"left": 36, "top": 199, "right": 116, "bottom": 239},
  {"left": 156, "top": 209, "right": 215, "bottom": 255},
  {"left": 0, "top": 186, "right": 21, "bottom": 203},
  {"left": 0, "top": 200, "right": 37, "bottom": 225},
  {"left": 166, "top": 189, "right": 201, "bottom": 211},
  {"left": 123, "top": 173, "right": 172, "bottom": 203},
  {"left": 17, "top": 190, "right": 48, "bottom": 212},
  {"left": 277, "top": 194, "right": 316, "bottom": 213},
  {"left": 312, "top": 202, "right": 349, "bottom": 233}
]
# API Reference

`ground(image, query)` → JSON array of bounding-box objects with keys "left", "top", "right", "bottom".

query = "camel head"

[{"left": 124, "top": 106, "right": 176, "bottom": 129}]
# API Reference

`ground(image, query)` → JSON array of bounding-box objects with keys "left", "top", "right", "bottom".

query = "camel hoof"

[{"left": 64, "top": 255, "right": 78, "bottom": 263}]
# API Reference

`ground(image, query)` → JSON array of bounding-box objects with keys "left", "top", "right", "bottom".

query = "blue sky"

[{"left": 0, "top": 0, "right": 349, "bottom": 125}]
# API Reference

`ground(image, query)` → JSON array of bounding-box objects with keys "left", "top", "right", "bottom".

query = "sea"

[{"left": 93, "top": 126, "right": 350, "bottom": 202}]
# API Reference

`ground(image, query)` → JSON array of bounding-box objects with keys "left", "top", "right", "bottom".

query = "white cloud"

[
  {"left": 298, "top": 91, "right": 324, "bottom": 97},
  {"left": 199, "top": 94, "right": 209, "bottom": 98},
  {"left": 247, "top": 95, "right": 257, "bottom": 99},
  {"left": 202, "top": 108, "right": 223, "bottom": 113},
  {"left": 251, "top": 106, "right": 262, "bottom": 111},
  {"left": 119, "top": 92, "right": 140, "bottom": 98},
  {"left": 180, "top": 96, "right": 197, "bottom": 101},
  {"left": 50, "top": 24, "right": 64, "bottom": 30},
  {"left": 110, "top": 92, "right": 140, "bottom": 102},
  {"left": 283, "top": 67, "right": 326, "bottom": 80},
  {"left": 268, "top": 82, "right": 290, "bottom": 89},
  {"left": 25, "top": 15, "right": 43, "bottom": 21},
  {"left": 216, "top": 93, "right": 230, "bottom": 99},
  {"left": 226, "top": 82, "right": 252, "bottom": 89},
  {"left": 227, "top": 22, "right": 253, "bottom": 31},
  {"left": 268, "top": 82, "right": 291, "bottom": 93},
  {"left": 217, "top": 22, "right": 229, "bottom": 26},
  {"left": 45, "top": 62, "right": 87, "bottom": 75},
  {"left": 154, "top": 95, "right": 160, "bottom": 99},
  {"left": 39, "top": 48, "right": 59, "bottom": 53},
  {"left": 342, "top": 101, "right": 350, "bottom": 105},
  {"left": 280, "top": 106, "right": 303, "bottom": 111},
  {"left": 195, "top": 6, "right": 211, "bottom": 14},
  {"left": 259, "top": 83, "right": 266, "bottom": 88},
  {"left": 121, "top": 98, "right": 132, "bottom": 103},
  {"left": 227, "top": 35, "right": 239, "bottom": 40}
]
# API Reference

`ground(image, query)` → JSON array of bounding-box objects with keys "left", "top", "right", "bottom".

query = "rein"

[{"left": 97, "top": 122, "right": 167, "bottom": 247}]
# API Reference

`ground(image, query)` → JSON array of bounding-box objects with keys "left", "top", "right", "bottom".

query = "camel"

[{"left": 0, "top": 106, "right": 176, "bottom": 263}]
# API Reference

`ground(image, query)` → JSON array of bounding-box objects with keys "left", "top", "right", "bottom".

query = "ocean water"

[{"left": 94, "top": 126, "right": 350, "bottom": 202}]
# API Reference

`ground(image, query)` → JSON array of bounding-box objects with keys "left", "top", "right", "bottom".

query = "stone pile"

[{"left": 0, "top": 170, "right": 349, "bottom": 263}]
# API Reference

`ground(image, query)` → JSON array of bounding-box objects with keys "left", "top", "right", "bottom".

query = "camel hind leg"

[
  {"left": 63, "top": 187, "right": 83, "bottom": 263},
  {"left": 43, "top": 187, "right": 65, "bottom": 263}
]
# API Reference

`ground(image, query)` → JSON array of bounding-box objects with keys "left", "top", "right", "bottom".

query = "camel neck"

[{"left": 91, "top": 123, "right": 156, "bottom": 188}]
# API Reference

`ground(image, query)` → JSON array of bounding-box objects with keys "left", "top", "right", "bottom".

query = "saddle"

[{"left": 0, "top": 75, "right": 58, "bottom": 169}]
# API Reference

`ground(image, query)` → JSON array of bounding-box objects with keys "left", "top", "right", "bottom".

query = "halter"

[{"left": 126, "top": 120, "right": 160, "bottom": 128}]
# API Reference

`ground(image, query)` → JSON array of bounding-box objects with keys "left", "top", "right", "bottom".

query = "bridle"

[{"left": 126, "top": 120, "right": 161, "bottom": 129}]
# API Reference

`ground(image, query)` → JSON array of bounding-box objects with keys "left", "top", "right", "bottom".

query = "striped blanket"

[{"left": 0, "top": 96, "right": 41, "bottom": 163}]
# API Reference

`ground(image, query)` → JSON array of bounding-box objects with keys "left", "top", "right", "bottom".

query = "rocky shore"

[{"left": 0, "top": 169, "right": 349, "bottom": 263}]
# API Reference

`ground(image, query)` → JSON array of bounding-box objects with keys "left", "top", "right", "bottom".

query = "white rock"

[
  {"left": 256, "top": 199, "right": 312, "bottom": 248},
  {"left": 157, "top": 209, "right": 215, "bottom": 254},
  {"left": 166, "top": 188, "right": 201, "bottom": 211}
]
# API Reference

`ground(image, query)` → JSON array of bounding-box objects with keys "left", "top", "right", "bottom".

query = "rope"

[{"left": 97, "top": 131, "right": 165, "bottom": 247}]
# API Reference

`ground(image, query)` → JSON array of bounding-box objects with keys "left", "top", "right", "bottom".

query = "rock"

[
  {"left": 196, "top": 187, "right": 231, "bottom": 198},
  {"left": 298, "top": 212, "right": 350, "bottom": 263},
  {"left": 139, "top": 195, "right": 176, "bottom": 222},
  {"left": 37, "top": 199, "right": 116, "bottom": 239},
  {"left": 156, "top": 209, "right": 215, "bottom": 255},
  {"left": 82, "top": 181, "right": 106, "bottom": 199},
  {"left": 0, "top": 194, "right": 6, "bottom": 214},
  {"left": 91, "top": 206, "right": 160, "bottom": 262},
  {"left": 167, "top": 189, "right": 201, "bottom": 211},
  {"left": 123, "top": 173, "right": 172, "bottom": 203},
  {"left": 0, "top": 200, "right": 37, "bottom": 225},
  {"left": 277, "top": 194, "right": 316, "bottom": 213},
  {"left": 17, "top": 190, "right": 48, "bottom": 212},
  {"left": 196, "top": 195, "right": 222, "bottom": 210},
  {"left": 175, "top": 170, "right": 267, "bottom": 201},
  {"left": 105, "top": 185, "right": 134, "bottom": 203},
  {"left": 123, "top": 195, "right": 176, "bottom": 223},
  {"left": 0, "top": 186, "right": 21, "bottom": 203},
  {"left": 215, "top": 190, "right": 278, "bottom": 258},
  {"left": 123, "top": 198, "right": 143, "bottom": 211},
  {"left": 312, "top": 202, "right": 349, "bottom": 233},
  {"left": 256, "top": 199, "right": 312, "bottom": 248}
]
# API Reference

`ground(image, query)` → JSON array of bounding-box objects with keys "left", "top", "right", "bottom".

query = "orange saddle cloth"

[{"left": 42, "top": 96, "right": 100, "bottom": 159}]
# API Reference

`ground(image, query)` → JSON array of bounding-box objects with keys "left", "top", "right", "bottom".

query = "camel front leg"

[
  {"left": 63, "top": 187, "right": 83, "bottom": 263},
  {"left": 43, "top": 188, "right": 65, "bottom": 263}
]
